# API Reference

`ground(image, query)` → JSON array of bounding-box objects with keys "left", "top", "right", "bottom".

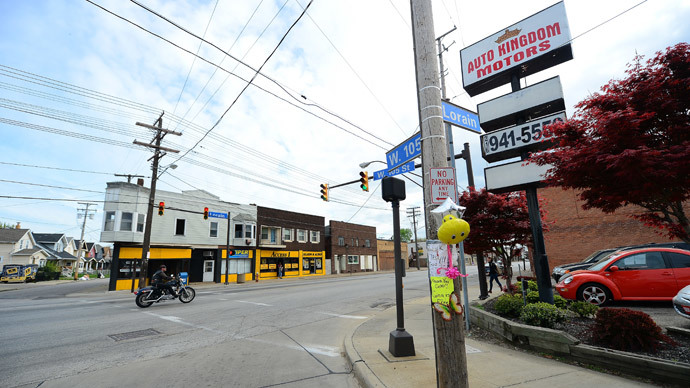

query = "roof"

[
  {"left": 11, "top": 248, "right": 45, "bottom": 256},
  {"left": 0, "top": 229, "right": 30, "bottom": 243},
  {"left": 33, "top": 233, "right": 64, "bottom": 243}
]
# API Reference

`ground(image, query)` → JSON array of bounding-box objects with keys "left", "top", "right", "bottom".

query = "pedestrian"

[
  {"left": 488, "top": 257, "right": 503, "bottom": 293},
  {"left": 277, "top": 260, "right": 283, "bottom": 279}
]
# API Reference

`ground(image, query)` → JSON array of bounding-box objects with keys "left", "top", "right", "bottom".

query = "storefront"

[
  {"left": 220, "top": 249, "right": 254, "bottom": 283},
  {"left": 110, "top": 246, "right": 192, "bottom": 291},
  {"left": 256, "top": 250, "right": 325, "bottom": 279}
]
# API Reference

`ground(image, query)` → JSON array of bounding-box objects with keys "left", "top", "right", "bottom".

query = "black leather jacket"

[{"left": 152, "top": 269, "right": 172, "bottom": 284}]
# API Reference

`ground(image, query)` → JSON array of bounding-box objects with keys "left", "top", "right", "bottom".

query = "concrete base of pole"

[{"left": 389, "top": 329, "right": 416, "bottom": 357}]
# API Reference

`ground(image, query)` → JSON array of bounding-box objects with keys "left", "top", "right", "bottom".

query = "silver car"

[{"left": 672, "top": 285, "right": 690, "bottom": 319}]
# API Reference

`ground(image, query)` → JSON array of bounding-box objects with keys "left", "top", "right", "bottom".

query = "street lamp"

[{"left": 358, "top": 160, "right": 386, "bottom": 169}]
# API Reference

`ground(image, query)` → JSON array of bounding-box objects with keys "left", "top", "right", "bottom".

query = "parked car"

[
  {"left": 552, "top": 248, "right": 618, "bottom": 282},
  {"left": 673, "top": 285, "right": 690, "bottom": 319},
  {"left": 551, "top": 242, "right": 690, "bottom": 283},
  {"left": 555, "top": 247, "right": 690, "bottom": 306}
]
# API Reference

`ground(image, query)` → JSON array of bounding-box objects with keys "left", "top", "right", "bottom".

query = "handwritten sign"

[{"left": 431, "top": 277, "right": 454, "bottom": 305}]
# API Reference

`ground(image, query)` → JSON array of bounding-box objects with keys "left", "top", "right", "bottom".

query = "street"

[{"left": 0, "top": 269, "right": 458, "bottom": 388}]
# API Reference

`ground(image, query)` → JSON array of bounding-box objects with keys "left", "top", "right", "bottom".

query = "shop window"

[
  {"left": 297, "top": 229, "right": 307, "bottom": 243},
  {"left": 136, "top": 214, "right": 145, "bottom": 232},
  {"left": 175, "top": 219, "right": 186, "bottom": 236},
  {"left": 283, "top": 228, "right": 293, "bottom": 242},
  {"left": 338, "top": 236, "right": 345, "bottom": 246},
  {"left": 310, "top": 231, "right": 320, "bottom": 243},
  {"left": 120, "top": 212, "right": 133, "bottom": 231},
  {"left": 348, "top": 255, "right": 359, "bottom": 265},
  {"left": 210, "top": 221, "right": 218, "bottom": 238}
]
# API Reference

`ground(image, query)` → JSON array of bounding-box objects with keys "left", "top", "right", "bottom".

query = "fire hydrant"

[{"left": 255, "top": 272, "right": 259, "bottom": 282}]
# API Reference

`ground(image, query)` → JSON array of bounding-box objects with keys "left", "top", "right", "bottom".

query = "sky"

[{"left": 0, "top": 0, "right": 688, "bottom": 244}]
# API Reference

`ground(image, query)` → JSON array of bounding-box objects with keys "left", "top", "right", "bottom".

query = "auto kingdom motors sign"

[{"left": 460, "top": 1, "right": 572, "bottom": 96}]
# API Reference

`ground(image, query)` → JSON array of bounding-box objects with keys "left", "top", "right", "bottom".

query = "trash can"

[
  {"left": 179, "top": 272, "right": 188, "bottom": 286},
  {"left": 237, "top": 273, "right": 245, "bottom": 284}
]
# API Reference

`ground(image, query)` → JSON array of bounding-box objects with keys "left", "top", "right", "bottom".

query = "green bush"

[
  {"left": 592, "top": 308, "right": 676, "bottom": 353},
  {"left": 494, "top": 294, "right": 524, "bottom": 318},
  {"left": 520, "top": 302, "right": 567, "bottom": 328},
  {"left": 527, "top": 280, "right": 538, "bottom": 292},
  {"left": 569, "top": 301, "right": 599, "bottom": 318},
  {"left": 553, "top": 294, "right": 568, "bottom": 309},
  {"left": 526, "top": 290, "right": 540, "bottom": 304},
  {"left": 37, "top": 261, "right": 61, "bottom": 281}
]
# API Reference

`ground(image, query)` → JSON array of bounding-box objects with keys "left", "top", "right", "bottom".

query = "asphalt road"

[{"left": 0, "top": 270, "right": 445, "bottom": 388}]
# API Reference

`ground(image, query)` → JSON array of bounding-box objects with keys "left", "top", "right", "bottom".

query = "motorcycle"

[{"left": 134, "top": 275, "right": 196, "bottom": 308}]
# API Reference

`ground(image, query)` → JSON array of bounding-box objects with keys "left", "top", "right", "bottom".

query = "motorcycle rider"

[{"left": 152, "top": 265, "right": 177, "bottom": 297}]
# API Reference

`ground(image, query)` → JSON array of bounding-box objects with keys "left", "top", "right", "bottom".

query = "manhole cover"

[{"left": 108, "top": 328, "right": 162, "bottom": 342}]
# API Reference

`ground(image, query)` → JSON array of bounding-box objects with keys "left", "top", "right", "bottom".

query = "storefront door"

[{"left": 203, "top": 260, "right": 214, "bottom": 282}]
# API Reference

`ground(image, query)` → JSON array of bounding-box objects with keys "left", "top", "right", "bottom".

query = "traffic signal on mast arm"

[
  {"left": 203, "top": 207, "right": 209, "bottom": 220},
  {"left": 359, "top": 171, "right": 369, "bottom": 192},
  {"left": 320, "top": 184, "right": 329, "bottom": 201},
  {"left": 158, "top": 201, "right": 165, "bottom": 216}
]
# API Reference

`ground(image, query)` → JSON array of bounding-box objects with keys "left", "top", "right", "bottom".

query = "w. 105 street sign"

[
  {"left": 372, "top": 161, "right": 415, "bottom": 181},
  {"left": 386, "top": 132, "right": 421, "bottom": 171}
]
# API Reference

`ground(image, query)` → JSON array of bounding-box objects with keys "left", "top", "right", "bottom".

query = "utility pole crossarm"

[
  {"left": 135, "top": 122, "right": 182, "bottom": 136},
  {"left": 133, "top": 140, "right": 180, "bottom": 154}
]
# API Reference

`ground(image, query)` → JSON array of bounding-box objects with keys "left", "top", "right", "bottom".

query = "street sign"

[
  {"left": 208, "top": 211, "right": 228, "bottom": 219},
  {"left": 430, "top": 167, "right": 457, "bottom": 204},
  {"left": 441, "top": 101, "right": 481, "bottom": 134},
  {"left": 372, "top": 161, "right": 415, "bottom": 181},
  {"left": 386, "top": 132, "right": 421, "bottom": 171},
  {"left": 481, "top": 111, "right": 566, "bottom": 162}
]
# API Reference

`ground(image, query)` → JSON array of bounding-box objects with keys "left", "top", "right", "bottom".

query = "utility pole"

[
  {"left": 410, "top": 0, "right": 468, "bottom": 386},
  {"left": 74, "top": 203, "right": 97, "bottom": 280},
  {"left": 406, "top": 207, "right": 421, "bottom": 270},
  {"left": 133, "top": 114, "right": 181, "bottom": 289}
]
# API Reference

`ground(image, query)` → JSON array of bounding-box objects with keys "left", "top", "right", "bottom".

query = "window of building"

[
  {"left": 175, "top": 219, "right": 186, "bottom": 236},
  {"left": 348, "top": 255, "right": 359, "bottom": 264},
  {"left": 261, "top": 226, "right": 280, "bottom": 245},
  {"left": 245, "top": 224, "right": 253, "bottom": 239},
  {"left": 104, "top": 211, "right": 116, "bottom": 231},
  {"left": 283, "top": 228, "right": 293, "bottom": 242},
  {"left": 136, "top": 214, "right": 145, "bottom": 233},
  {"left": 351, "top": 238, "right": 355, "bottom": 246},
  {"left": 120, "top": 212, "right": 133, "bottom": 231},
  {"left": 365, "top": 239, "right": 371, "bottom": 248},
  {"left": 297, "top": 229, "right": 307, "bottom": 243},
  {"left": 235, "top": 224, "right": 243, "bottom": 238},
  {"left": 310, "top": 231, "right": 320, "bottom": 243},
  {"left": 338, "top": 236, "right": 345, "bottom": 246},
  {"left": 105, "top": 188, "right": 120, "bottom": 202},
  {"left": 356, "top": 238, "right": 359, "bottom": 247},
  {"left": 210, "top": 221, "right": 218, "bottom": 238}
]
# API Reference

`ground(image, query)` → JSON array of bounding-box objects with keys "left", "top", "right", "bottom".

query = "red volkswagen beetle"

[{"left": 555, "top": 247, "right": 690, "bottom": 305}]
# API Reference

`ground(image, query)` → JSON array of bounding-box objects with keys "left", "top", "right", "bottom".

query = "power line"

[{"left": 0, "top": 179, "right": 103, "bottom": 194}]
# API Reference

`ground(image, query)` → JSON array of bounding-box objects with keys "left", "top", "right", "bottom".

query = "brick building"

[
  {"left": 540, "top": 186, "right": 689, "bottom": 271},
  {"left": 256, "top": 206, "right": 326, "bottom": 278},
  {"left": 324, "top": 221, "right": 377, "bottom": 274},
  {"left": 377, "top": 239, "right": 409, "bottom": 271}
]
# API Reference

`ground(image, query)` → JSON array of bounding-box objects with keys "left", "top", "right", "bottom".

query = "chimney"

[
  {"left": 137, "top": 178, "right": 144, "bottom": 186},
  {"left": 15, "top": 222, "right": 21, "bottom": 229}
]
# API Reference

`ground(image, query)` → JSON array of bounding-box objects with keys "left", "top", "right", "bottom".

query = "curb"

[{"left": 343, "top": 316, "right": 385, "bottom": 388}]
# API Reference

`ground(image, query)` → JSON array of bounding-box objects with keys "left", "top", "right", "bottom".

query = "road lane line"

[
  {"left": 235, "top": 300, "right": 272, "bottom": 306},
  {"left": 319, "top": 312, "right": 368, "bottom": 319},
  {"left": 141, "top": 311, "right": 224, "bottom": 334}
]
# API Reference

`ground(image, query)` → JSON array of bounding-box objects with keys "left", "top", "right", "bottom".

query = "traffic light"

[
  {"left": 320, "top": 183, "right": 329, "bottom": 201},
  {"left": 203, "top": 207, "right": 209, "bottom": 220},
  {"left": 158, "top": 201, "right": 165, "bottom": 216},
  {"left": 359, "top": 171, "right": 369, "bottom": 192}
]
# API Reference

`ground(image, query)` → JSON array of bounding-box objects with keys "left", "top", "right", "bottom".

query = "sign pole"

[{"left": 225, "top": 211, "right": 230, "bottom": 285}]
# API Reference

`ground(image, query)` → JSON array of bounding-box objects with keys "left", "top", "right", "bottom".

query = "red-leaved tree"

[
  {"left": 531, "top": 43, "right": 690, "bottom": 243},
  {"left": 458, "top": 189, "right": 540, "bottom": 290}
]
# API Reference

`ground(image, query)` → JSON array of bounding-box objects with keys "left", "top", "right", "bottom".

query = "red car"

[{"left": 555, "top": 247, "right": 690, "bottom": 305}]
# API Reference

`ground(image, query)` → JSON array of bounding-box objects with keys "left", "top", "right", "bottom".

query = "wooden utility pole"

[
  {"left": 410, "top": 0, "right": 469, "bottom": 386},
  {"left": 134, "top": 114, "right": 181, "bottom": 289},
  {"left": 406, "top": 206, "right": 421, "bottom": 270},
  {"left": 74, "top": 202, "right": 97, "bottom": 280}
]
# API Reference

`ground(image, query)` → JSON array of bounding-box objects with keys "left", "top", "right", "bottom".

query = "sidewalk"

[{"left": 345, "top": 283, "right": 654, "bottom": 388}]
